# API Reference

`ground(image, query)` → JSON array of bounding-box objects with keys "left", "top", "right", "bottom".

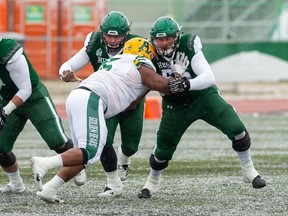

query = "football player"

[
  {"left": 138, "top": 16, "right": 266, "bottom": 198},
  {"left": 31, "top": 37, "right": 188, "bottom": 203},
  {"left": 59, "top": 11, "right": 146, "bottom": 197},
  {"left": 0, "top": 36, "right": 73, "bottom": 193}
]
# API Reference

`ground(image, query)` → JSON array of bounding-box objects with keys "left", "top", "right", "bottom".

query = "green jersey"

[
  {"left": 154, "top": 34, "right": 218, "bottom": 105},
  {"left": 0, "top": 38, "right": 40, "bottom": 101},
  {"left": 85, "top": 31, "right": 140, "bottom": 71}
]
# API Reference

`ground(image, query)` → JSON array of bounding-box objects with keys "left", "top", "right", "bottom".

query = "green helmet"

[
  {"left": 100, "top": 11, "right": 131, "bottom": 55},
  {"left": 150, "top": 16, "right": 182, "bottom": 57}
]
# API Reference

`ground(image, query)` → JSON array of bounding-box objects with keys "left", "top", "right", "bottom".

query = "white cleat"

[
  {"left": 36, "top": 184, "right": 63, "bottom": 204},
  {"left": 241, "top": 160, "right": 266, "bottom": 189},
  {"left": 118, "top": 165, "right": 130, "bottom": 181},
  {"left": 97, "top": 185, "right": 123, "bottom": 198},
  {"left": 0, "top": 182, "right": 26, "bottom": 193},
  {"left": 74, "top": 169, "right": 87, "bottom": 186},
  {"left": 36, "top": 191, "right": 64, "bottom": 203},
  {"left": 31, "top": 156, "right": 50, "bottom": 191},
  {"left": 138, "top": 177, "right": 160, "bottom": 199}
]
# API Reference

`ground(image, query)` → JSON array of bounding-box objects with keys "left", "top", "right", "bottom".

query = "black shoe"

[
  {"left": 252, "top": 175, "right": 266, "bottom": 189},
  {"left": 138, "top": 188, "right": 151, "bottom": 198}
]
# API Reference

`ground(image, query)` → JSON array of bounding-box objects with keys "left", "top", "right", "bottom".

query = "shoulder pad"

[
  {"left": 0, "top": 39, "right": 22, "bottom": 65},
  {"left": 180, "top": 34, "right": 202, "bottom": 53},
  {"left": 85, "top": 31, "right": 101, "bottom": 54},
  {"left": 133, "top": 55, "right": 155, "bottom": 71}
]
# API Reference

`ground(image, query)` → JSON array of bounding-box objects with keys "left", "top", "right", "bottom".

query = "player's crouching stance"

[
  {"left": 31, "top": 38, "right": 189, "bottom": 203},
  {"left": 0, "top": 37, "right": 84, "bottom": 194}
]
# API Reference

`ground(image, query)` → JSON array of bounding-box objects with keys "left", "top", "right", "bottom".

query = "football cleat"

[
  {"left": 31, "top": 156, "right": 50, "bottom": 191},
  {"left": 241, "top": 160, "right": 263, "bottom": 186},
  {"left": 142, "top": 176, "right": 159, "bottom": 193},
  {"left": 251, "top": 175, "right": 266, "bottom": 189},
  {"left": 36, "top": 183, "right": 63, "bottom": 204},
  {"left": 74, "top": 169, "right": 87, "bottom": 186},
  {"left": 37, "top": 190, "right": 64, "bottom": 204},
  {"left": 138, "top": 188, "right": 151, "bottom": 199},
  {"left": 0, "top": 182, "right": 26, "bottom": 193},
  {"left": 97, "top": 186, "right": 123, "bottom": 198},
  {"left": 118, "top": 165, "right": 130, "bottom": 181}
]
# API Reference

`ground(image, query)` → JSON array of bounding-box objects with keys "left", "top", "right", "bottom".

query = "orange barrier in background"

[
  {"left": 144, "top": 97, "right": 162, "bottom": 120},
  {"left": 1, "top": 0, "right": 107, "bottom": 79},
  {"left": 0, "top": 0, "right": 7, "bottom": 32}
]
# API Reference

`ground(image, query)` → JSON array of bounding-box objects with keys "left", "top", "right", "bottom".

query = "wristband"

[{"left": 3, "top": 101, "right": 17, "bottom": 115}]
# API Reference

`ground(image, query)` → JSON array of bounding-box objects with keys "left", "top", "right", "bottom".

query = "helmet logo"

[
  {"left": 156, "top": 33, "right": 167, "bottom": 37},
  {"left": 123, "top": 38, "right": 156, "bottom": 61},
  {"left": 107, "top": 30, "right": 119, "bottom": 35}
]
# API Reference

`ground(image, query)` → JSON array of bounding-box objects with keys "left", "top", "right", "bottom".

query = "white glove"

[
  {"left": 60, "top": 70, "right": 82, "bottom": 82},
  {"left": 170, "top": 52, "right": 189, "bottom": 78}
]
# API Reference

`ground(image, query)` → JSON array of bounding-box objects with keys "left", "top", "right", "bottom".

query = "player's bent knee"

[
  {"left": 232, "top": 130, "right": 251, "bottom": 152},
  {"left": 121, "top": 145, "right": 137, "bottom": 157},
  {"left": 54, "top": 139, "right": 73, "bottom": 154},
  {"left": 80, "top": 148, "right": 89, "bottom": 165},
  {"left": 149, "top": 154, "right": 169, "bottom": 171},
  {"left": 0, "top": 152, "right": 16, "bottom": 167}
]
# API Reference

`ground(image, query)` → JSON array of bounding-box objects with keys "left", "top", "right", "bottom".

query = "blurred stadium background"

[{"left": 1, "top": 0, "right": 288, "bottom": 82}]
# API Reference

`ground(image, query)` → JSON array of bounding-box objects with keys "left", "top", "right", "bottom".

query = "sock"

[
  {"left": 149, "top": 168, "right": 163, "bottom": 181},
  {"left": 117, "top": 146, "right": 130, "bottom": 166},
  {"left": 7, "top": 170, "right": 23, "bottom": 187},
  {"left": 105, "top": 170, "right": 122, "bottom": 188},
  {"left": 45, "top": 175, "right": 65, "bottom": 191},
  {"left": 237, "top": 149, "right": 252, "bottom": 165},
  {"left": 47, "top": 154, "right": 63, "bottom": 169}
]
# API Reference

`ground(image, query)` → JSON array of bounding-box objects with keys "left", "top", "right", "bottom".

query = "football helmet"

[
  {"left": 150, "top": 16, "right": 182, "bottom": 57},
  {"left": 123, "top": 37, "right": 156, "bottom": 61},
  {"left": 100, "top": 11, "right": 131, "bottom": 55}
]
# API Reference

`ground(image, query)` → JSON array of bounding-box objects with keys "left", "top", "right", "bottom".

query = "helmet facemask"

[
  {"left": 100, "top": 11, "right": 131, "bottom": 55},
  {"left": 151, "top": 32, "right": 181, "bottom": 57},
  {"left": 150, "top": 16, "right": 182, "bottom": 58},
  {"left": 101, "top": 32, "right": 128, "bottom": 55}
]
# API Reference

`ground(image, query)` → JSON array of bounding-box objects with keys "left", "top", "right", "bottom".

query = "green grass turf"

[{"left": 1, "top": 114, "right": 288, "bottom": 215}]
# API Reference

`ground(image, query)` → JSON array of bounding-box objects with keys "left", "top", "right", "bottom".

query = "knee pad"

[
  {"left": 0, "top": 152, "right": 16, "bottom": 167},
  {"left": 80, "top": 148, "right": 89, "bottom": 165},
  {"left": 232, "top": 130, "right": 251, "bottom": 152},
  {"left": 149, "top": 154, "right": 169, "bottom": 171},
  {"left": 54, "top": 139, "right": 73, "bottom": 154}
]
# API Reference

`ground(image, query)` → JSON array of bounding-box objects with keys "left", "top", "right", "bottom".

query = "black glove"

[
  {"left": 169, "top": 78, "right": 190, "bottom": 94},
  {"left": 0, "top": 107, "right": 7, "bottom": 130}
]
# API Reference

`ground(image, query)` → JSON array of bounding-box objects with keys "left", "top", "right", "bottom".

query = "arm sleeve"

[
  {"left": 59, "top": 47, "right": 90, "bottom": 75},
  {"left": 188, "top": 50, "right": 215, "bottom": 90},
  {"left": 6, "top": 52, "right": 32, "bottom": 102},
  {"left": 59, "top": 32, "right": 93, "bottom": 76}
]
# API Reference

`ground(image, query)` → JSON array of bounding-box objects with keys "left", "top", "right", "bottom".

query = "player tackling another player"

[
  {"left": 59, "top": 11, "right": 148, "bottom": 197},
  {"left": 30, "top": 37, "right": 189, "bottom": 203}
]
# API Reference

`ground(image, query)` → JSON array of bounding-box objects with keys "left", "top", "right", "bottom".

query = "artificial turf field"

[{"left": 1, "top": 114, "right": 288, "bottom": 216}]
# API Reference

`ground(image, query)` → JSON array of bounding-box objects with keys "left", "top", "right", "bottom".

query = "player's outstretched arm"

[{"left": 139, "top": 65, "right": 171, "bottom": 95}]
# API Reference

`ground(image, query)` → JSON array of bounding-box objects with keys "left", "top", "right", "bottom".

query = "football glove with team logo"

[{"left": 169, "top": 77, "right": 190, "bottom": 93}]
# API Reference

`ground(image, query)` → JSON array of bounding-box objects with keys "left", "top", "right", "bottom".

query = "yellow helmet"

[{"left": 123, "top": 37, "right": 156, "bottom": 61}]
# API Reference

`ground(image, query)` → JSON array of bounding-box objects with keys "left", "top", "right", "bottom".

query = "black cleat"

[
  {"left": 252, "top": 175, "right": 266, "bottom": 189},
  {"left": 138, "top": 188, "right": 151, "bottom": 198}
]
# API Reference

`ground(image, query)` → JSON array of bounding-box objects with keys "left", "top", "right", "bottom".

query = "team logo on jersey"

[
  {"left": 96, "top": 48, "right": 103, "bottom": 57},
  {"left": 156, "top": 61, "right": 170, "bottom": 69},
  {"left": 167, "top": 105, "right": 173, "bottom": 109}
]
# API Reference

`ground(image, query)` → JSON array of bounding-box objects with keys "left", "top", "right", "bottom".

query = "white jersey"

[{"left": 79, "top": 54, "right": 155, "bottom": 118}]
